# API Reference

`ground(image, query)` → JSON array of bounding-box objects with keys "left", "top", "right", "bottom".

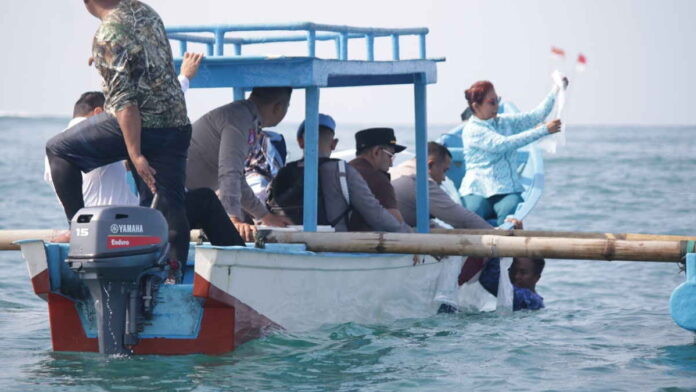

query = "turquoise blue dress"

[{"left": 459, "top": 89, "right": 557, "bottom": 198}]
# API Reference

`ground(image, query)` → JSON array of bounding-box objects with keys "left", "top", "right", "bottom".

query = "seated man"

[
  {"left": 186, "top": 87, "right": 293, "bottom": 241},
  {"left": 44, "top": 91, "right": 139, "bottom": 208},
  {"left": 45, "top": 89, "right": 244, "bottom": 247},
  {"left": 478, "top": 257, "right": 546, "bottom": 311},
  {"left": 391, "top": 141, "right": 492, "bottom": 229},
  {"left": 268, "top": 114, "right": 411, "bottom": 233},
  {"left": 348, "top": 128, "right": 406, "bottom": 230}
]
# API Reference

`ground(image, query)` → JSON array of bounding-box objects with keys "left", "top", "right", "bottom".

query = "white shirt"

[
  {"left": 44, "top": 75, "right": 191, "bottom": 208},
  {"left": 44, "top": 117, "right": 139, "bottom": 207}
]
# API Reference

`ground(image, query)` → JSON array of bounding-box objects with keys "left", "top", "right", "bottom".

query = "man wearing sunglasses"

[
  {"left": 348, "top": 128, "right": 406, "bottom": 231},
  {"left": 267, "top": 115, "right": 410, "bottom": 233}
]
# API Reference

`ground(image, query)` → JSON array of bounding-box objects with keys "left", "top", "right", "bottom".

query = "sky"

[{"left": 1, "top": 0, "right": 695, "bottom": 126}]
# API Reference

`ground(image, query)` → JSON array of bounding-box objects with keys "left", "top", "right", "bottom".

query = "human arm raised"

[
  {"left": 466, "top": 121, "right": 552, "bottom": 154},
  {"left": 500, "top": 87, "right": 558, "bottom": 133},
  {"left": 178, "top": 52, "right": 203, "bottom": 93}
]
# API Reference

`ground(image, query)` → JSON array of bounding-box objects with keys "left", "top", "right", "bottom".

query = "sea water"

[{"left": 0, "top": 117, "right": 694, "bottom": 391}]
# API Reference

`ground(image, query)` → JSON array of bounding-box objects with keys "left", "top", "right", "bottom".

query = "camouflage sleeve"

[{"left": 94, "top": 23, "right": 142, "bottom": 112}]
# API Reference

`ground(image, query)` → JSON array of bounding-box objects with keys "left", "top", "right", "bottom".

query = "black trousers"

[
  {"left": 46, "top": 112, "right": 192, "bottom": 263},
  {"left": 185, "top": 188, "right": 245, "bottom": 246}
]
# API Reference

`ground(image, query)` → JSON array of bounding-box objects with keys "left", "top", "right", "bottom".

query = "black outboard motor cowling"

[{"left": 67, "top": 206, "right": 168, "bottom": 355}]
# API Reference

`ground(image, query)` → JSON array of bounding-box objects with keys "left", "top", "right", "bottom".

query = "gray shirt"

[
  {"left": 320, "top": 160, "right": 412, "bottom": 233},
  {"left": 186, "top": 100, "right": 269, "bottom": 219},
  {"left": 391, "top": 159, "right": 492, "bottom": 229}
]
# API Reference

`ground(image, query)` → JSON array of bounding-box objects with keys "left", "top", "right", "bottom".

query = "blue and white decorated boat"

[{"left": 13, "top": 22, "right": 696, "bottom": 356}]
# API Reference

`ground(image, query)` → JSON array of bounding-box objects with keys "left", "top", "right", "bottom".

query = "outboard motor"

[{"left": 67, "top": 206, "right": 169, "bottom": 355}]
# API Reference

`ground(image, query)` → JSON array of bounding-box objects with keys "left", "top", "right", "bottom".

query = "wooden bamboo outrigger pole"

[
  {"left": 257, "top": 230, "right": 689, "bottom": 262},
  {"left": 430, "top": 228, "right": 696, "bottom": 243},
  {"left": 0, "top": 229, "right": 205, "bottom": 251},
  {"left": 1, "top": 229, "right": 692, "bottom": 262}
]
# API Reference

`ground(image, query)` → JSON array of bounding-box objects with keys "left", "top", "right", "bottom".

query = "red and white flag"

[
  {"left": 576, "top": 53, "right": 588, "bottom": 72},
  {"left": 551, "top": 46, "right": 566, "bottom": 59}
]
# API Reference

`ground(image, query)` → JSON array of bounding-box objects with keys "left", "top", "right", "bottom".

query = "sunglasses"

[
  {"left": 381, "top": 148, "right": 396, "bottom": 159},
  {"left": 486, "top": 96, "right": 502, "bottom": 106}
]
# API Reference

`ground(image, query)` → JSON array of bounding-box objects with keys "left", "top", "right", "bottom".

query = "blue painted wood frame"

[
  {"left": 303, "top": 87, "right": 320, "bottom": 231},
  {"left": 414, "top": 74, "right": 429, "bottom": 233},
  {"left": 168, "top": 23, "right": 439, "bottom": 233}
]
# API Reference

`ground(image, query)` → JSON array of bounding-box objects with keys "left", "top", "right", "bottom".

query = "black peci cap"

[{"left": 355, "top": 127, "right": 406, "bottom": 153}]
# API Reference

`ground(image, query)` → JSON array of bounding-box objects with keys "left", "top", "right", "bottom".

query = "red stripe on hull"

[
  {"left": 194, "top": 272, "right": 282, "bottom": 345},
  {"left": 47, "top": 292, "right": 235, "bottom": 355},
  {"left": 48, "top": 293, "right": 99, "bottom": 352},
  {"left": 132, "top": 307, "right": 234, "bottom": 355},
  {"left": 31, "top": 269, "right": 50, "bottom": 297}
]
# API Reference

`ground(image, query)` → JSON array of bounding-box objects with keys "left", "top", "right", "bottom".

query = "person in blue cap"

[{"left": 267, "top": 114, "right": 411, "bottom": 233}]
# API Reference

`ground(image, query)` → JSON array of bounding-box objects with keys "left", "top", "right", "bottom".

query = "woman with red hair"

[{"left": 459, "top": 78, "right": 565, "bottom": 225}]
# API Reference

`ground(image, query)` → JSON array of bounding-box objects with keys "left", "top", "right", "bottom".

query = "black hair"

[
  {"left": 73, "top": 91, "right": 105, "bottom": 117},
  {"left": 533, "top": 258, "right": 546, "bottom": 275},
  {"left": 514, "top": 257, "right": 545, "bottom": 276},
  {"left": 249, "top": 87, "right": 293, "bottom": 106},
  {"left": 427, "top": 141, "right": 452, "bottom": 163}
]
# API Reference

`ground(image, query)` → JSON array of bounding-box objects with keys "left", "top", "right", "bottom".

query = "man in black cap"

[
  {"left": 267, "top": 115, "right": 411, "bottom": 233},
  {"left": 348, "top": 128, "right": 406, "bottom": 231}
]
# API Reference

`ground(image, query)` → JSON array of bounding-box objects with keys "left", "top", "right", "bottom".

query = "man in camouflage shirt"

[{"left": 46, "top": 0, "right": 192, "bottom": 266}]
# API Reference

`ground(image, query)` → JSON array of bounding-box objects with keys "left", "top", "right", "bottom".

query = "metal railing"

[{"left": 166, "top": 22, "right": 429, "bottom": 60}]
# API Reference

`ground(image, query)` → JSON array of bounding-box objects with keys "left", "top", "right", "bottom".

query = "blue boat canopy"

[{"left": 166, "top": 22, "right": 443, "bottom": 233}]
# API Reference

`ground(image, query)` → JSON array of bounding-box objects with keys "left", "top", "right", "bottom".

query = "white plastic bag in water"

[
  {"left": 497, "top": 257, "right": 514, "bottom": 313},
  {"left": 537, "top": 70, "right": 567, "bottom": 154},
  {"left": 433, "top": 256, "right": 465, "bottom": 308}
]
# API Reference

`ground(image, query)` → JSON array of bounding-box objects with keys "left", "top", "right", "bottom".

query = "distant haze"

[{"left": 1, "top": 0, "right": 694, "bottom": 126}]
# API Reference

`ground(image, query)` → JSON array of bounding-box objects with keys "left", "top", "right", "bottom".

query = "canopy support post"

[
  {"left": 414, "top": 74, "right": 429, "bottom": 233},
  {"left": 233, "top": 88, "right": 245, "bottom": 101},
  {"left": 302, "top": 87, "right": 320, "bottom": 232}
]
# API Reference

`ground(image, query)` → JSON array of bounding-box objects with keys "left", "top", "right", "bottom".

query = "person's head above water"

[
  {"left": 248, "top": 87, "right": 293, "bottom": 128},
  {"left": 508, "top": 257, "right": 545, "bottom": 292},
  {"left": 465, "top": 80, "right": 499, "bottom": 121},
  {"left": 73, "top": 91, "right": 105, "bottom": 118}
]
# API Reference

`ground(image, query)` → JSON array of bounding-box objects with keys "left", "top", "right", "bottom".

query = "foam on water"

[{"left": 0, "top": 118, "right": 694, "bottom": 391}]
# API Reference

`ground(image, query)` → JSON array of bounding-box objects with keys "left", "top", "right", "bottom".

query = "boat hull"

[
  {"left": 19, "top": 240, "right": 235, "bottom": 355},
  {"left": 20, "top": 240, "right": 468, "bottom": 354},
  {"left": 194, "top": 244, "right": 465, "bottom": 342}
]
